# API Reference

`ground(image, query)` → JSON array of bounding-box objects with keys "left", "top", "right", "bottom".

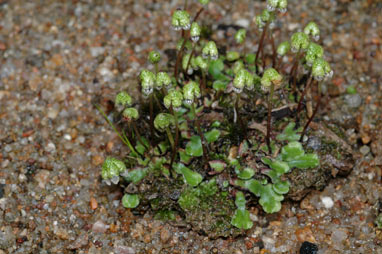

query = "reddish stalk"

[
  {"left": 300, "top": 82, "right": 322, "bottom": 142},
  {"left": 255, "top": 23, "right": 269, "bottom": 74},
  {"left": 295, "top": 74, "right": 313, "bottom": 125}
]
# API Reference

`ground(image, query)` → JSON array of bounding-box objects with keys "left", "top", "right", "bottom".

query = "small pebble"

[
  {"left": 300, "top": 241, "right": 318, "bottom": 254},
  {"left": 321, "top": 196, "right": 334, "bottom": 209}
]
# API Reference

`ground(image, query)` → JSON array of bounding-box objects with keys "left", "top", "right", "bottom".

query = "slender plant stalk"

[
  {"left": 169, "top": 106, "right": 180, "bottom": 171},
  {"left": 149, "top": 94, "right": 155, "bottom": 139},
  {"left": 95, "top": 104, "right": 138, "bottom": 156},
  {"left": 186, "top": 43, "right": 196, "bottom": 75},
  {"left": 165, "top": 128, "right": 175, "bottom": 149},
  {"left": 295, "top": 73, "right": 313, "bottom": 125},
  {"left": 266, "top": 82, "right": 275, "bottom": 154},
  {"left": 132, "top": 120, "right": 149, "bottom": 151},
  {"left": 255, "top": 22, "right": 269, "bottom": 74},
  {"left": 191, "top": 103, "right": 208, "bottom": 164},
  {"left": 270, "top": 33, "right": 277, "bottom": 67},
  {"left": 300, "top": 81, "right": 322, "bottom": 142},
  {"left": 289, "top": 49, "right": 302, "bottom": 101},
  {"left": 201, "top": 70, "right": 206, "bottom": 96},
  {"left": 235, "top": 93, "right": 246, "bottom": 139}
]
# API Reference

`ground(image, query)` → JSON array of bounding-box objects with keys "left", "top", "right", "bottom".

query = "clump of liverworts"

[{"left": 98, "top": 0, "right": 332, "bottom": 233}]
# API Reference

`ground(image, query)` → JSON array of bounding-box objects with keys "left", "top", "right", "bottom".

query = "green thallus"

[
  {"left": 235, "top": 29, "right": 246, "bottom": 44},
  {"left": 172, "top": 10, "right": 191, "bottom": 31}
]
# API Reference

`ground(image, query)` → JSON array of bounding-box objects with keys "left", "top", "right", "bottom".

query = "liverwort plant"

[{"left": 98, "top": 0, "right": 335, "bottom": 235}]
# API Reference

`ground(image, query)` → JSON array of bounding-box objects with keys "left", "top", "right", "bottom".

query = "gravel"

[{"left": 0, "top": 0, "right": 381, "bottom": 253}]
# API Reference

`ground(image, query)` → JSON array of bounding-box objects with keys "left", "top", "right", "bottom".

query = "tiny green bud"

[
  {"left": 140, "top": 70, "right": 156, "bottom": 96},
  {"left": 276, "top": 41, "right": 290, "bottom": 57},
  {"left": 235, "top": 29, "right": 246, "bottom": 44},
  {"left": 122, "top": 107, "right": 139, "bottom": 121},
  {"left": 290, "top": 32, "right": 310, "bottom": 53},
  {"left": 156, "top": 72, "right": 172, "bottom": 90},
  {"left": 256, "top": 10, "right": 275, "bottom": 31},
  {"left": 261, "top": 68, "right": 282, "bottom": 91},
  {"left": 183, "top": 81, "right": 201, "bottom": 105},
  {"left": 101, "top": 157, "right": 126, "bottom": 185},
  {"left": 154, "top": 113, "right": 175, "bottom": 131},
  {"left": 226, "top": 51, "right": 240, "bottom": 61},
  {"left": 190, "top": 22, "right": 201, "bottom": 42},
  {"left": 172, "top": 10, "right": 191, "bottom": 31},
  {"left": 202, "top": 41, "right": 218, "bottom": 60},
  {"left": 199, "top": 0, "right": 210, "bottom": 4},
  {"left": 148, "top": 50, "right": 161, "bottom": 64},
  {"left": 195, "top": 56, "right": 208, "bottom": 70},
  {"left": 312, "top": 58, "right": 333, "bottom": 81},
  {"left": 164, "top": 89, "right": 183, "bottom": 110},
  {"left": 232, "top": 60, "right": 244, "bottom": 75},
  {"left": 305, "top": 42, "right": 324, "bottom": 65},
  {"left": 304, "top": 21, "right": 320, "bottom": 41},
  {"left": 267, "top": 0, "right": 288, "bottom": 12},
  {"left": 115, "top": 91, "right": 132, "bottom": 107}
]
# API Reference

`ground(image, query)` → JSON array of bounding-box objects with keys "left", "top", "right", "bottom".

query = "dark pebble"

[{"left": 300, "top": 241, "right": 318, "bottom": 254}]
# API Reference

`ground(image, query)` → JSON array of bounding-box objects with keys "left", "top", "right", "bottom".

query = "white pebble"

[{"left": 321, "top": 196, "right": 334, "bottom": 209}]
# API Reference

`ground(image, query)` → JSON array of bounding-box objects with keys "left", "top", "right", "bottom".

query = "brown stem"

[
  {"left": 270, "top": 33, "right": 276, "bottom": 68},
  {"left": 186, "top": 43, "right": 196, "bottom": 75},
  {"left": 289, "top": 50, "right": 302, "bottom": 101},
  {"left": 235, "top": 93, "right": 246, "bottom": 139},
  {"left": 295, "top": 74, "right": 313, "bottom": 125},
  {"left": 255, "top": 23, "right": 269, "bottom": 74},
  {"left": 266, "top": 82, "right": 275, "bottom": 154},
  {"left": 300, "top": 82, "right": 322, "bottom": 142}
]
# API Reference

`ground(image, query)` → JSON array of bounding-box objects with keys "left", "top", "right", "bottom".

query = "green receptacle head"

[
  {"left": 154, "top": 113, "right": 175, "bottom": 131},
  {"left": 291, "top": 32, "right": 310, "bottom": 53},
  {"left": 267, "top": 0, "right": 288, "bottom": 13},
  {"left": 304, "top": 21, "right": 320, "bottom": 41},
  {"left": 261, "top": 68, "right": 282, "bottom": 91},
  {"left": 115, "top": 91, "right": 132, "bottom": 107},
  {"left": 156, "top": 72, "right": 172, "bottom": 90},
  {"left": 312, "top": 58, "right": 333, "bottom": 81},
  {"left": 148, "top": 50, "right": 161, "bottom": 64},
  {"left": 183, "top": 81, "right": 201, "bottom": 105},
  {"left": 122, "top": 107, "right": 139, "bottom": 121},
  {"left": 233, "top": 69, "right": 254, "bottom": 93},
  {"left": 202, "top": 41, "right": 219, "bottom": 60},
  {"left": 172, "top": 10, "right": 191, "bottom": 31},
  {"left": 305, "top": 42, "right": 324, "bottom": 66},
  {"left": 164, "top": 89, "right": 183, "bottom": 110},
  {"left": 140, "top": 69, "right": 156, "bottom": 96},
  {"left": 190, "top": 22, "right": 201, "bottom": 42}
]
